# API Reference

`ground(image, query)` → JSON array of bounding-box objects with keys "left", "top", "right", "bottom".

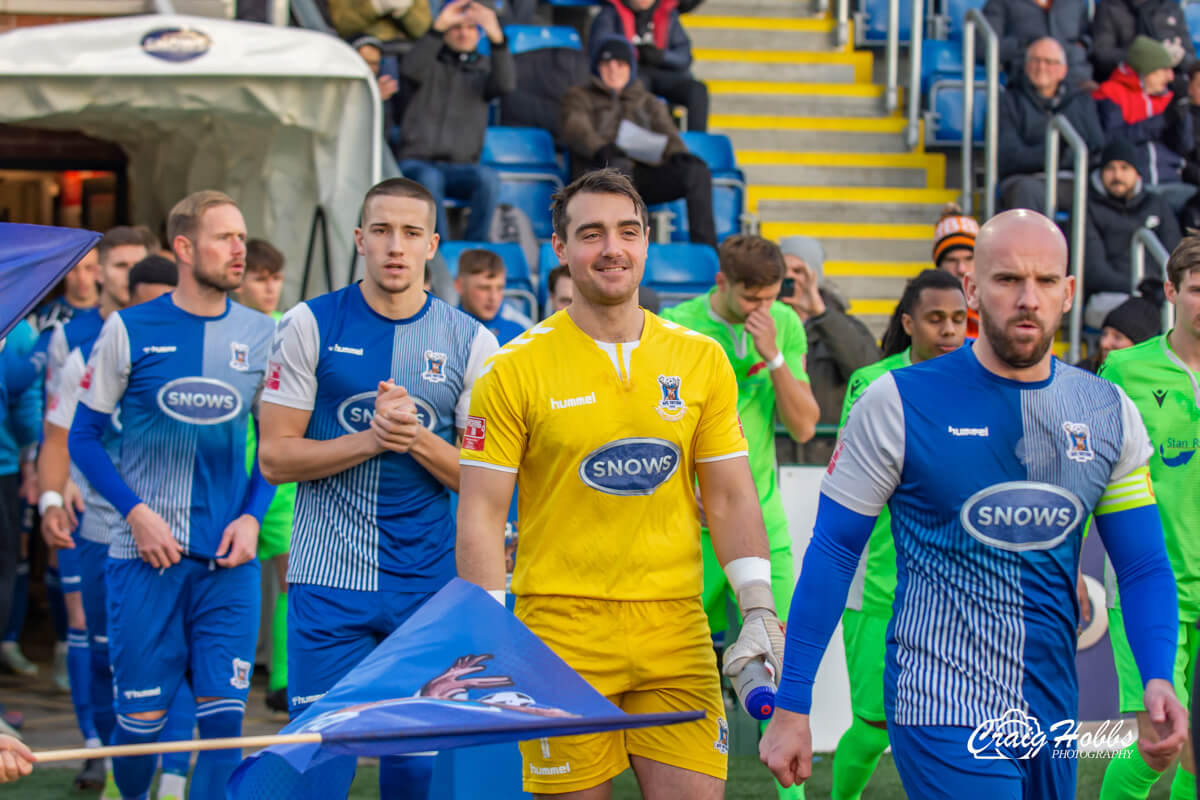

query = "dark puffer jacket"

[
  {"left": 1080, "top": 169, "right": 1181, "bottom": 298},
  {"left": 998, "top": 72, "right": 1105, "bottom": 179},
  {"left": 981, "top": 0, "right": 1093, "bottom": 85}
]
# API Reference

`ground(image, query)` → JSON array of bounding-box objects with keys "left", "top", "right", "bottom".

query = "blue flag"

[
  {"left": 228, "top": 579, "right": 703, "bottom": 798},
  {"left": 0, "top": 223, "right": 100, "bottom": 340}
]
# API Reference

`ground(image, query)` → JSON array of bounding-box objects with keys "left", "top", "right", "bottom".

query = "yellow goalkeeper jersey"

[{"left": 460, "top": 309, "right": 748, "bottom": 602}]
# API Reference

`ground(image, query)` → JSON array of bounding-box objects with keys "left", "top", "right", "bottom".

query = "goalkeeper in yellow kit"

[{"left": 457, "top": 169, "right": 786, "bottom": 799}]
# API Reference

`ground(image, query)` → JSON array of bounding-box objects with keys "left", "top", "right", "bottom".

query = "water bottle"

[{"left": 732, "top": 658, "right": 776, "bottom": 720}]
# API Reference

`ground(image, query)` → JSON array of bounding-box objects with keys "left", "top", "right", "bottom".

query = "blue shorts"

[
  {"left": 77, "top": 539, "right": 109, "bottom": 647},
  {"left": 890, "top": 724, "right": 1076, "bottom": 800},
  {"left": 288, "top": 584, "right": 435, "bottom": 718},
  {"left": 107, "top": 557, "right": 260, "bottom": 714}
]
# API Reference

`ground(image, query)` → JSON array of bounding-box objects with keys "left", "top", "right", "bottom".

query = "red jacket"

[
  {"left": 604, "top": 0, "right": 679, "bottom": 50},
  {"left": 1092, "top": 62, "right": 1172, "bottom": 123}
]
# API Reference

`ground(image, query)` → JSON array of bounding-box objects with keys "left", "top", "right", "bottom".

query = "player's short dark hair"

[
  {"left": 880, "top": 268, "right": 965, "bottom": 356},
  {"left": 361, "top": 177, "right": 437, "bottom": 232},
  {"left": 551, "top": 168, "right": 648, "bottom": 242},
  {"left": 458, "top": 248, "right": 505, "bottom": 279},
  {"left": 1165, "top": 232, "right": 1200, "bottom": 290},
  {"left": 128, "top": 255, "right": 179, "bottom": 298},
  {"left": 718, "top": 234, "right": 786, "bottom": 289},
  {"left": 246, "top": 239, "right": 285, "bottom": 276},
  {"left": 547, "top": 264, "right": 571, "bottom": 294},
  {"left": 97, "top": 226, "right": 150, "bottom": 264},
  {"left": 167, "top": 190, "right": 238, "bottom": 246}
]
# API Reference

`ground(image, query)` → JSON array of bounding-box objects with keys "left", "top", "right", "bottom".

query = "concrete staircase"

[{"left": 684, "top": 0, "right": 957, "bottom": 335}]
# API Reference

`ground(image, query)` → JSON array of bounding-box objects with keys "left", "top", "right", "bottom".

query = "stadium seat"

[
  {"left": 666, "top": 132, "right": 746, "bottom": 242},
  {"left": 497, "top": 180, "right": 557, "bottom": 239},
  {"left": 643, "top": 243, "right": 719, "bottom": 304},
  {"left": 1188, "top": 4, "right": 1200, "bottom": 51},
  {"left": 504, "top": 25, "right": 583, "bottom": 55},
  {"left": 925, "top": 79, "right": 989, "bottom": 146},
  {"left": 537, "top": 241, "right": 561, "bottom": 314},
  {"left": 942, "top": 0, "right": 987, "bottom": 41},
  {"left": 855, "top": 0, "right": 911, "bottom": 46},
  {"left": 436, "top": 241, "right": 538, "bottom": 318},
  {"left": 680, "top": 132, "right": 742, "bottom": 179},
  {"left": 921, "top": 39, "right": 987, "bottom": 94},
  {"left": 481, "top": 127, "right": 563, "bottom": 240}
]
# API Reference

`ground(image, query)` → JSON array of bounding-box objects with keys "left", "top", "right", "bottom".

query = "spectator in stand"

[
  {"left": 1081, "top": 138, "right": 1181, "bottom": 320},
  {"left": 396, "top": 0, "right": 515, "bottom": 242},
  {"left": 998, "top": 38, "right": 1105, "bottom": 212},
  {"left": 774, "top": 236, "right": 881, "bottom": 467},
  {"left": 561, "top": 35, "right": 717, "bottom": 248},
  {"left": 327, "top": 0, "right": 430, "bottom": 43},
  {"left": 1177, "top": 62, "right": 1200, "bottom": 228},
  {"left": 547, "top": 264, "right": 573, "bottom": 313},
  {"left": 1091, "top": 0, "right": 1194, "bottom": 84},
  {"left": 981, "top": 0, "right": 1092, "bottom": 87},
  {"left": 352, "top": 36, "right": 402, "bottom": 147},
  {"left": 455, "top": 249, "right": 531, "bottom": 344},
  {"left": 589, "top": 0, "right": 709, "bottom": 132},
  {"left": 1074, "top": 295, "right": 1161, "bottom": 371},
  {"left": 931, "top": 204, "right": 981, "bottom": 338},
  {"left": 1095, "top": 35, "right": 1196, "bottom": 212}
]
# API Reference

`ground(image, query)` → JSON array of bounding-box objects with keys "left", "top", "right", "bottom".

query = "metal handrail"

[
  {"left": 961, "top": 8, "right": 999, "bottom": 219},
  {"left": 885, "top": 0, "right": 900, "bottom": 113},
  {"left": 905, "top": 0, "right": 924, "bottom": 149},
  {"left": 1130, "top": 227, "right": 1177, "bottom": 332},
  {"left": 836, "top": 0, "right": 850, "bottom": 50},
  {"left": 1044, "top": 114, "right": 1089, "bottom": 364}
]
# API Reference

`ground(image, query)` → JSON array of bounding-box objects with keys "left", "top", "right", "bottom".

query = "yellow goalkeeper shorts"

[{"left": 515, "top": 594, "right": 729, "bottom": 794}]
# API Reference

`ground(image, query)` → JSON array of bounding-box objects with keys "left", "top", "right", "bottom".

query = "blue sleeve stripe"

[{"left": 776, "top": 493, "right": 878, "bottom": 714}]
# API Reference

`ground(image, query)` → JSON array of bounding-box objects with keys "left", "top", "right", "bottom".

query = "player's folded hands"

[
  {"left": 216, "top": 514, "right": 260, "bottom": 568},
  {"left": 0, "top": 735, "right": 33, "bottom": 783},
  {"left": 127, "top": 503, "right": 183, "bottom": 569},
  {"left": 373, "top": 381, "right": 422, "bottom": 454},
  {"left": 760, "top": 708, "right": 812, "bottom": 788}
]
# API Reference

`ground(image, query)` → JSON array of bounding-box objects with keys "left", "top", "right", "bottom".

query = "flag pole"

[{"left": 32, "top": 733, "right": 324, "bottom": 764}]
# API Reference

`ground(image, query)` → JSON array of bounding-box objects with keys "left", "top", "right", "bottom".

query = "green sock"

[
  {"left": 1099, "top": 742, "right": 1165, "bottom": 800},
  {"left": 831, "top": 717, "right": 890, "bottom": 800},
  {"left": 760, "top": 719, "right": 806, "bottom": 799},
  {"left": 1169, "top": 766, "right": 1195, "bottom": 799},
  {"left": 269, "top": 591, "right": 288, "bottom": 692}
]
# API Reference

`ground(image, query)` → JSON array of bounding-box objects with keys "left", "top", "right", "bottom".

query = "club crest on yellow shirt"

[{"left": 656, "top": 375, "right": 686, "bottom": 421}]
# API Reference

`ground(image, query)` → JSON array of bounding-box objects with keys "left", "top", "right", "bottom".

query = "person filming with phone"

[{"left": 774, "top": 236, "right": 881, "bottom": 465}]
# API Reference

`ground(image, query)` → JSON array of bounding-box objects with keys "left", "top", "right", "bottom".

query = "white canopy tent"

[{"left": 0, "top": 14, "right": 382, "bottom": 303}]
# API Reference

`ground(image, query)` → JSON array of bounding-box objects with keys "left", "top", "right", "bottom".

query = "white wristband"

[
  {"left": 487, "top": 590, "right": 506, "bottom": 605},
  {"left": 766, "top": 352, "right": 786, "bottom": 372},
  {"left": 38, "top": 490, "right": 64, "bottom": 516},
  {"left": 723, "top": 556, "right": 772, "bottom": 593}
]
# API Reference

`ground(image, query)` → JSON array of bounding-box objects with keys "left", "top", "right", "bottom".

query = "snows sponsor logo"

[
  {"left": 156, "top": 377, "right": 242, "bottom": 425},
  {"left": 336, "top": 391, "right": 435, "bottom": 433},
  {"left": 960, "top": 481, "right": 1084, "bottom": 552},
  {"left": 579, "top": 438, "right": 681, "bottom": 496},
  {"left": 140, "top": 27, "right": 211, "bottom": 62}
]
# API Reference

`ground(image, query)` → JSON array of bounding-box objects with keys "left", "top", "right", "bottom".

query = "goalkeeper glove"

[{"left": 722, "top": 579, "right": 786, "bottom": 684}]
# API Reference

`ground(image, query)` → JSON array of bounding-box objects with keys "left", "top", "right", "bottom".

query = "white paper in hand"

[{"left": 616, "top": 120, "right": 669, "bottom": 166}]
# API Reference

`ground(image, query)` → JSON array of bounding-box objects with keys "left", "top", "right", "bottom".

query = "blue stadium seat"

[
  {"left": 482, "top": 127, "right": 560, "bottom": 171},
  {"left": 497, "top": 180, "right": 557, "bottom": 239},
  {"left": 435, "top": 241, "right": 538, "bottom": 318},
  {"left": 921, "top": 39, "right": 987, "bottom": 94},
  {"left": 504, "top": 24, "right": 583, "bottom": 55},
  {"left": 856, "top": 0, "right": 911, "bottom": 45},
  {"left": 680, "top": 132, "right": 741, "bottom": 178},
  {"left": 643, "top": 243, "right": 719, "bottom": 303},
  {"left": 925, "top": 79, "right": 988, "bottom": 146},
  {"left": 670, "top": 132, "right": 745, "bottom": 242},
  {"left": 1188, "top": 4, "right": 1200, "bottom": 51},
  {"left": 943, "top": 0, "right": 987, "bottom": 40}
]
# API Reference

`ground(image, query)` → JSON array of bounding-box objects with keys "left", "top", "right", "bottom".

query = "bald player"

[{"left": 761, "top": 210, "right": 1187, "bottom": 798}]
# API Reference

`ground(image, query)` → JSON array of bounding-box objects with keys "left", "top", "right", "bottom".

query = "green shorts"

[
  {"left": 842, "top": 608, "right": 889, "bottom": 723},
  {"left": 1108, "top": 607, "right": 1198, "bottom": 713},
  {"left": 700, "top": 527, "right": 794, "bottom": 632},
  {"left": 256, "top": 490, "right": 294, "bottom": 562}
]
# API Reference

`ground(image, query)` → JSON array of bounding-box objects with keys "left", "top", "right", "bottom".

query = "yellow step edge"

[
  {"left": 694, "top": 48, "right": 872, "bottom": 83},
  {"left": 683, "top": 16, "right": 835, "bottom": 32},
  {"left": 740, "top": 150, "right": 945, "bottom": 188},
  {"left": 843, "top": 298, "right": 898, "bottom": 316},
  {"left": 761, "top": 221, "right": 931, "bottom": 239},
  {"left": 748, "top": 186, "right": 959, "bottom": 208},
  {"left": 707, "top": 80, "right": 883, "bottom": 97},
  {"left": 712, "top": 113, "right": 905, "bottom": 130},
  {"left": 825, "top": 261, "right": 930, "bottom": 277}
]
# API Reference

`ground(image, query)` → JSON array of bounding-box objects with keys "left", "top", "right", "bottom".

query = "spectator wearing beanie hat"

[
  {"left": 1075, "top": 295, "right": 1162, "bottom": 371},
  {"left": 1095, "top": 35, "right": 1196, "bottom": 211},
  {"left": 932, "top": 204, "right": 980, "bottom": 337},
  {"left": 1078, "top": 137, "right": 1181, "bottom": 320}
]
